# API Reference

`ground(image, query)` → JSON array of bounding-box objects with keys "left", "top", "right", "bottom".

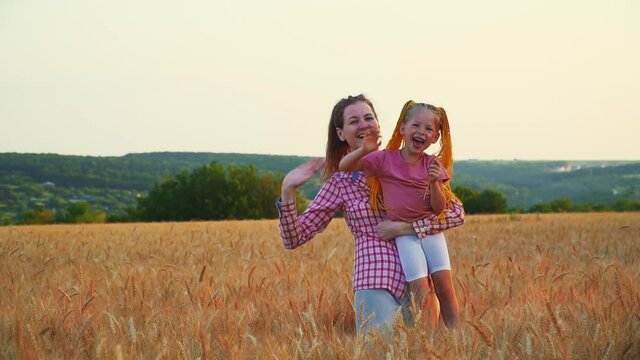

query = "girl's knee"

[{"left": 409, "top": 277, "right": 432, "bottom": 293}]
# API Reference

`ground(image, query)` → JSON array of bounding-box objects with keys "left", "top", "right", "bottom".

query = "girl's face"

[
  {"left": 400, "top": 109, "right": 439, "bottom": 155},
  {"left": 336, "top": 101, "right": 379, "bottom": 151}
]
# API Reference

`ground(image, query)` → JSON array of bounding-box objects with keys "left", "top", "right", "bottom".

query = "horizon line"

[{"left": 0, "top": 151, "right": 638, "bottom": 162}]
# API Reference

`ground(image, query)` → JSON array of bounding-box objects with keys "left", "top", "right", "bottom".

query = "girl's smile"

[{"left": 400, "top": 109, "right": 439, "bottom": 160}]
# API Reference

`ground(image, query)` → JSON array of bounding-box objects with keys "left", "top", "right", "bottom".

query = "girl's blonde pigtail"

[{"left": 434, "top": 107, "right": 462, "bottom": 223}]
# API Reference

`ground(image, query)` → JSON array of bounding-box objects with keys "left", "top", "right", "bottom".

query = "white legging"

[{"left": 395, "top": 232, "right": 451, "bottom": 281}]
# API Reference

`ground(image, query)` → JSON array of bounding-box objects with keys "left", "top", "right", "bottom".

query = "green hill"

[
  {"left": 453, "top": 160, "right": 640, "bottom": 208},
  {"left": 0, "top": 152, "right": 316, "bottom": 221},
  {"left": 0, "top": 152, "right": 638, "bottom": 222}
]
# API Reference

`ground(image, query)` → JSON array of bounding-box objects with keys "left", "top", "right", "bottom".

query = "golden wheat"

[{"left": 0, "top": 213, "right": 639, "bottom": 359}]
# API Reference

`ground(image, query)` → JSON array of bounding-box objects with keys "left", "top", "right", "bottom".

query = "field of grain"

[{"left": 1, "top": 212, "right": 639, "bottom": 359}]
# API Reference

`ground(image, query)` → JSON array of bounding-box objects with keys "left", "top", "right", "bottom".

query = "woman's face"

[{"left": 336, "top": 101, "right": 379, "bottom": 151}]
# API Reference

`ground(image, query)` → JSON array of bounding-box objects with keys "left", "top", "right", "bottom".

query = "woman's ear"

[
  {"left": 336, "top": 127, "right": 345, "bottom": 141},
  {"left": 432, "top": 131, "right": 441, "bottom": 144}
]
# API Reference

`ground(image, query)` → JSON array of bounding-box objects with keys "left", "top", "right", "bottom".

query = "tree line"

[
  {"left": 3, "top": 153, "right": 638, "bottom": 213},
  {"left": 0, "top": 153, "right": 320, "bottom": 218},
  {"left": 5, "top": 160, "right": 640, "bottom": 225},
  {"left": 13, "top": 161, "right": 305, "bottom": 225},
  {"left": 134, "top": 161, "right": 306, "bottom": 221}
]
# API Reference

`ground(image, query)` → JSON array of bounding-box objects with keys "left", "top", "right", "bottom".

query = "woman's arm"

[
  {"left": 376, "top": 198, "right": 465, "bottom": 241},
  {"left": 278, "top": 158, "right": 342, "bottom": 249}
]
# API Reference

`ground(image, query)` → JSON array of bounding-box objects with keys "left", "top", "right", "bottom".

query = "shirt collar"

[{"left": 333, "top": 171, "right": 363, "bottom": 181}]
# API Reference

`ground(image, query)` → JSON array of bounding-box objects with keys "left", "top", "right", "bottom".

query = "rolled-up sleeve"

[
  {"left": 277, "top": 177, "right": 343, "bottom": 249},
  {"left": 412, "top": 198, "right": 465, "bottom": 239}
]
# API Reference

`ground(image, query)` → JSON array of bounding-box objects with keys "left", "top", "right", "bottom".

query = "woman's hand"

[
  {"left": 281, "top": 158, "right": 325, "bottom": 202},
  {"left": 376, "top": 220, "right": 415, "bottom": 241}
]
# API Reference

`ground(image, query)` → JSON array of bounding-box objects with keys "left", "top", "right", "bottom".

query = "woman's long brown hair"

[{"left": 322, "top": 94, "right": 379, "bottom": 182}]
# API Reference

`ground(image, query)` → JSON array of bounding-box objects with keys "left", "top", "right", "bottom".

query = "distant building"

[
  {"left": 42, "top": 181, "right": 56, "bottom": 187},
  {"left": 553, "top": 165, "right": 582, "bottom": 172},
  {"left": 67, "top": 195, "right": 93, "bottom": 203}
]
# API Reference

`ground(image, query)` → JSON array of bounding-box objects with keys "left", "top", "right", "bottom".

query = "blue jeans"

[{"left": 354, "top": 289, "right": 411, "bottom": 336}]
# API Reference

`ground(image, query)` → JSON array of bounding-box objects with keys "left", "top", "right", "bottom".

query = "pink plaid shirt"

[{"left": 277, "top": 171, "right": 465, "bottom": 300}]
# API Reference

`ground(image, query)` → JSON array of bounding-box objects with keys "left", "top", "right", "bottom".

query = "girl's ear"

[{"left": 336, "top": 127, "right": 345, "bottom": 141}]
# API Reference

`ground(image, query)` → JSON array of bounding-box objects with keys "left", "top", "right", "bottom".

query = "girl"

[
  {"left": 277, "top": 95, "right": 465, "bottom": 336},
  {"left": 339, "top": 100, "right": 461, "bottom": 328}
]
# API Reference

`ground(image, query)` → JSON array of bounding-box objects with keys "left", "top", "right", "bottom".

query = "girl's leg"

[
  {"left": 431, "top": 270, "right": 460, "bottom": 328},
  {"left": 354, "top": 289, "right": 402, "bottom": 336},
  {"left": 396, "top": 235, "right": 440, "bottom": 327},
  {"left": 407, "top": 277, "right": 440, "bottom": 328},
  {"left": 421, "top": 233, "right": 460, "bottom": 328}
]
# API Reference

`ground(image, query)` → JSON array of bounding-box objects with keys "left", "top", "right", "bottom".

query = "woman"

[{"left": 276, "top": 94, "right": 465, "bottom": 335}]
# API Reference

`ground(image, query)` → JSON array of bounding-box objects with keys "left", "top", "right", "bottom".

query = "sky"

[{"left": 1, "top": 0, "right": 639, "bottom": 160}]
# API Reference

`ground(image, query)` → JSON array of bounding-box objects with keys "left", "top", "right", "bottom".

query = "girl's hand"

[
  {"left": 282, "top": 158, "right": 325, "bottom": 190},
  {"left": 362, "top": 124, "right": 381, "bottom": 154},
  {"left": 428, "top": 158, "right": 443, "bottom": 183}
]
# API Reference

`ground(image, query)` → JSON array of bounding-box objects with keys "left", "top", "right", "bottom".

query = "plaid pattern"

[{"left": 277, "top": 171, "right": 465, "bottom": 300}]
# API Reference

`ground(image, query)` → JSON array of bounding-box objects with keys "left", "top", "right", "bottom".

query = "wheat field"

[{"left": 0, "top": 212, "right": 639, "bottom": 359}]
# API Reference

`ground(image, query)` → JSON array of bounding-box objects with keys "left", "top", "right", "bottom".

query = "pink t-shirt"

[{"left": 361, "top": 150, "right": 449, "bottom": 222}]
